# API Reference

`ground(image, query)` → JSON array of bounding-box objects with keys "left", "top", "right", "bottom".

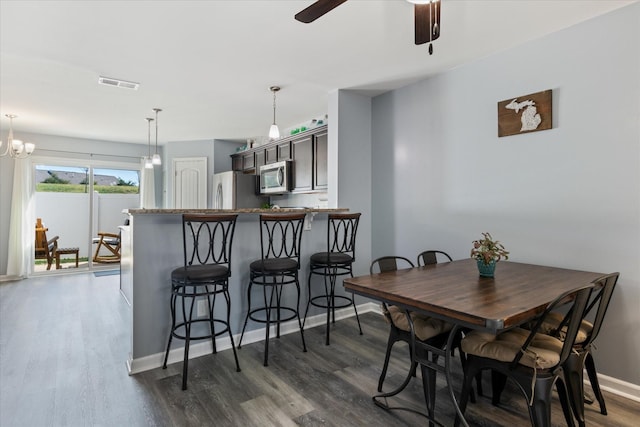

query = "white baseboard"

[
  {"left": 595, "top": 373, "right": 640, "bottom": 403},
  {"left": 127, "top": 302, "right": 380, "bottom": 375},
  {"left": 127, "top": 302, "right": 640, "bottom": 404}
]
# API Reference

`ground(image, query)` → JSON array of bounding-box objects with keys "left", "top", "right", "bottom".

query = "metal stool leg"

[{"left": 224, "top": 289, "right": 241, "bottom": 372}]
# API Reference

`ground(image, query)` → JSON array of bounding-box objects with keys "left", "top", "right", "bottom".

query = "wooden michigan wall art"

[{"left": 498, "top": 89, "right": 552, "bottom": 137}]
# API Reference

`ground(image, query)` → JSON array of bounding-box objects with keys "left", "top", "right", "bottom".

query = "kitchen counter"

[
  {"left": 121, "top": 207, "right": 357, "bottom": 374},
  {"left": 126, "top": 207, "right": 348, "bottom": 215}
]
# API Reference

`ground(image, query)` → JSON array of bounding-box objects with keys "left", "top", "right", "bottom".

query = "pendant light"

[
  {"left": 152, "top": 108, "right": 162, "bottom": 165},
  {"left": 0, "top": 114, "right": 36, "bottom": 158},
  {"left": 144, "top": 117, "right": 154, "bottom": 169},
  {"left": 268, "top": 86, "right": 281, "bottom": 140}
]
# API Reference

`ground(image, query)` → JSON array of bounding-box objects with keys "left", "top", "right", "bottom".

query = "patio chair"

[
  {"left": 35, "top": 218, "right": 79, "bottom": 270},
  {"left": 92, "top": 231, "right": 121, "bottom": 263},
  {"left": 35, "top": 218, "right": 59, "bottom": 270}
]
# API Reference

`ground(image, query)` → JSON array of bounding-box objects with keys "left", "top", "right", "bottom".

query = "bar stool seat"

[
  {"left": 309, "top": 252, "right": 353, "bottom": 264},
  {"left": 162, "top": 214, "right": 241, "bottom": 390},
  {"left": 171, "top": 264, "right": 229, "bottom": 281},
  {"left": 249, "top": 258, "right": 298, "bottom": 271}
]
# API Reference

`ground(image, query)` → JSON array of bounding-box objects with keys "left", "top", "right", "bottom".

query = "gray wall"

[
  {"left": 329, "top": 90, "right": 372, "bottom": 278},
  {"left": 370, "top": 4, "right": 639, "bottom": 384},
  {"left": 213, "top": 139, "right": 243, "bottom": 174},
  {"left": 143, "top": 138, "right": 243, "bottom": 209}
]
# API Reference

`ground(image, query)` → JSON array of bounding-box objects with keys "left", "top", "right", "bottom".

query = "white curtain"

[
  {"left": 139, "top": 160, "right": 156, "bottom": 209},
  {"left": 7, "top": 159, "right": 34, "bottom": 277}
]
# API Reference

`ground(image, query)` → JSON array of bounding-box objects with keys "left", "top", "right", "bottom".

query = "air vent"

[{"left": 98, "top": 76, "right": 140, "bottom": 90}]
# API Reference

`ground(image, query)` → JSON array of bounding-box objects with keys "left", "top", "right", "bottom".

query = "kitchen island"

[{"left": 122, "top": 208, "right": 349, "bottom": 374}]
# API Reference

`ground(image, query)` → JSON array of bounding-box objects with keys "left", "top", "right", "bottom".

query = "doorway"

[
  {"left": 33, "top": 160, "right": 140, "bottom": 274},
  {"left": 173, "top": 157, "right": 207, "bottom": 208}
]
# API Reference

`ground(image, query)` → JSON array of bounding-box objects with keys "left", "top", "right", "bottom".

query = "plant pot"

[{"left": 477, "top": 259, "right": 497, "bottom": 278}]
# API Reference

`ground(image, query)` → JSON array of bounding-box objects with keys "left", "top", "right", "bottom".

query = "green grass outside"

[
  {"left": 35, "top": 257, "right": 90, "bottom": 265},
  {"left": 36, "top": 183, "right": 139, "bottom": 194}
]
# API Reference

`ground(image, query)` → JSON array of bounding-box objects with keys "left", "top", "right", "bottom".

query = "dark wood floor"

[{"left": 1, "top": 273, "right": 638, "bottom": 426}]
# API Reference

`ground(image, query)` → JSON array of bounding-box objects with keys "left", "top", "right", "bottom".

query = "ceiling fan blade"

[
  {"left": 414, "top": 2, "right": 441, "bottom": 45},
  {"left": 295, "top": 0, "right": 348, "bottom": 23}
]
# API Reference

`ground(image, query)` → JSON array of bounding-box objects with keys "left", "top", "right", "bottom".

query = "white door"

[{"left": 173, "top": 157, "right": 207, "bottom": 208}]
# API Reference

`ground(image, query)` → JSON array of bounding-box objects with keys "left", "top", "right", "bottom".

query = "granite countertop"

[{"left": 126, "top": 208, "right": 349, "bottom": 215}]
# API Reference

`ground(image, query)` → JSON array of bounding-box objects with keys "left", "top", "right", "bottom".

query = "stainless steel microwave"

[{"left": 259, "top": 160, "right": 292, "bottom": 194}]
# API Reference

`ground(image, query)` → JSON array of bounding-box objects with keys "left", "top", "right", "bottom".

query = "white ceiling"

[{"left": 0, "top": 0, "right": 634, "bottom": 145}]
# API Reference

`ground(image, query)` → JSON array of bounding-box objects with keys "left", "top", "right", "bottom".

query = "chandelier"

[{"left": 1, "top": 114, "right": 35, "bottom": 158}]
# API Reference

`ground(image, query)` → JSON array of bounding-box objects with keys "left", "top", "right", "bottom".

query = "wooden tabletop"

[{"left": 344, "top": 259, "right": 604, "bottom": 333}]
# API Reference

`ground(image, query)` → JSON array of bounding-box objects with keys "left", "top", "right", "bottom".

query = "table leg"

[
  {"left": 372, "top": 310, "right": 470, "bottom": 427},
  {"left": 445, "top": 325, "right": 469, "bottom": 427},
  {"left": 372, "top": 354, "right": 418, "bottom": 413}
]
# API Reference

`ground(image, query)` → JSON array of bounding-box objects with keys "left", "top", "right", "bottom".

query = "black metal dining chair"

[
  {"left": 238, "top": 213, "right": 307, "bottom": 366},
  {"left": 304, "top": 212, "right": 362, "bottom": 345},
  {"left": 417, "top": 250, "right": 452, "bottom": 267},
  {"left": 371, "top": 256, "right": 425, "bottom": 392},
  {"left": 416, "top": 250, "right": 484, "bottom": 399},
  {"left": 162, "top": 214, "right": 241, "bottom": 390},
  {"left": 536, "top": 272, "right": 619, "bottom": 427},
  {"left": 371, "top": 255, "right": 479, "bottom": 426},
  {"left": 456, "top": 283, "right": 596, "bottom": 427}
]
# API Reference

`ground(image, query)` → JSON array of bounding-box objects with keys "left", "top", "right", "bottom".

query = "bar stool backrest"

[
  {"left": 182, "top": 214, "right": 238, "bottom": 271},
  {"left": 259, "top": 213, "right": 306, "bottom": 264},
  {"left": 327, "top": 213, "right": 361, "bottom": 260}
]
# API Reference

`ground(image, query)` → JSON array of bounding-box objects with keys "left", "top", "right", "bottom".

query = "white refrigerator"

[{"left": 212, "top": 171, "right": 266, "bottom": 209}]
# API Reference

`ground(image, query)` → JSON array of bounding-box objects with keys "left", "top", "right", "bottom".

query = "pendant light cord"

[
  {"left": 272, "top": 90, "right": 277, "bottom": 125},
  {"left": 153, "top": 108, "right": 162, "bottom": 153},
  {"left": 146, "top": 118, "right": 153, "bottom": 157}
]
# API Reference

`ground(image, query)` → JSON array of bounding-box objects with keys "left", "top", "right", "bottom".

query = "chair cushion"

[
  {"left": 310, "top": 252, "right": 353, "bottom": 265},
  {"left": 461, "top": 328, "right": 564, "bottom": 370},
  {"left": 171, "top": 264, "right": 229, "bottom": 282},
  {"left": 250, "top": 258, "right": 298, "bottom": 272},
  {"left": 92, "top": 237, "right": 120, "bottom": 245},
  {"left": 386, "top": 305, "right": 453, "bottom": 341},
  {"left": 537, "top": 312, "right": 593, "bottom": 344}
]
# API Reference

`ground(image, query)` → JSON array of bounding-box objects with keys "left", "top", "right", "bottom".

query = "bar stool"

[
  {"left": 304, "top": 212, "right": 362, "bottom": 345},
  {"left": 162, "top": 214, "right": 241, "bottom": 390},
  {"left": 238, "top": 213, "right": 307, "bottom": 366}
]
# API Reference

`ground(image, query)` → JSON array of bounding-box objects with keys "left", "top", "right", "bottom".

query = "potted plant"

[{"left": 470, "top": 232, "right": 509, "bottom": 277}]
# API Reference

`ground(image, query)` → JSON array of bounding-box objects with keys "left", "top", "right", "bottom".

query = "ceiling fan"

[{"left": 294, "top": 0, "right": 441, "bottom": 54}]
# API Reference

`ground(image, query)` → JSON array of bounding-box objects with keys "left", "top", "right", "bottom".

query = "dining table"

[{"left": 343, "top": 258, "right": 605, "bottom": 426}]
